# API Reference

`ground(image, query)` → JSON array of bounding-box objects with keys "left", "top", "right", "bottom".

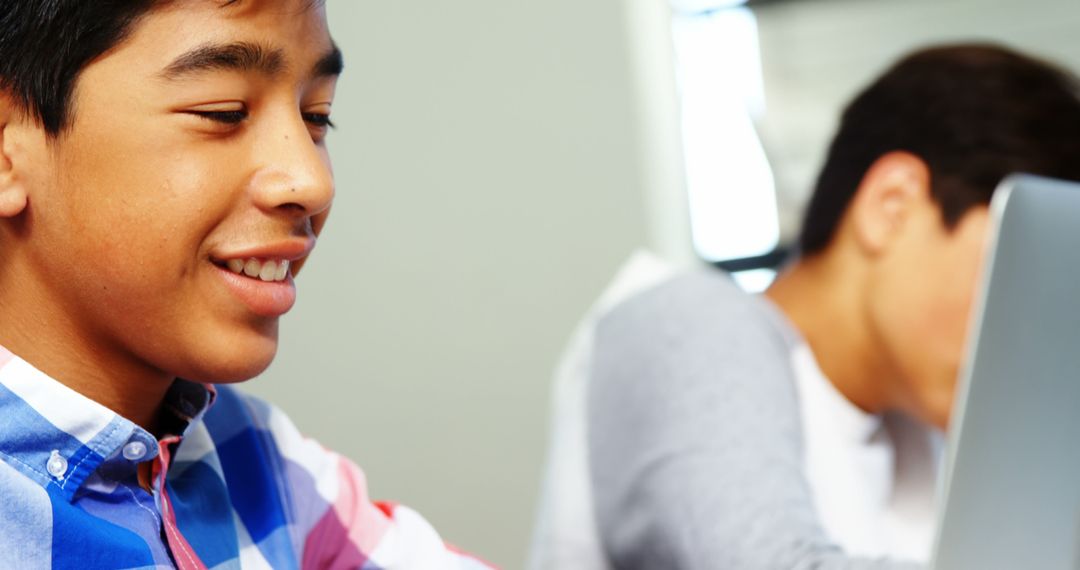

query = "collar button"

[
  {"left": 47, "top": 450, "right": 68, "bottom": 479},
  {"left": 122, "top": 441, "right": 148, "bottom": 461}
]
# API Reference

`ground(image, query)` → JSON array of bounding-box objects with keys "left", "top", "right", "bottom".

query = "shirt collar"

[
  {"left": 755, "top": 296, "right": 884, "bottom": 444},
  {"left": 789, "top": 341, "right": 884, "bottom": 444},
  {"left": 0, "top": 345, "right": 215, "bottom": 502}
]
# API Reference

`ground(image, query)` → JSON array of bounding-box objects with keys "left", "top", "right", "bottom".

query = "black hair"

[
  {"left": 0, "top": 1, "right": 161, "bottom": 134},
  {"left": 799, "top": 44, "right": 1080, "bottom": 256},
  {"left": 0, "top": 0, "right": 323, "bottom": 136}
]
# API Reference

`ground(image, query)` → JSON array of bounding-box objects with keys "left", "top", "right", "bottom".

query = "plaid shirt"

[{"left": 0, "top": 345, "right": 493, "bottom": 569}]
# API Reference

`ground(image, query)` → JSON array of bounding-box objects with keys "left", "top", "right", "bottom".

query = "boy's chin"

[
  {"left": 202, "top": 363, "right": 274, "bottom": 384},
  {"left": 177, "top": 345, "right": 278, "bottom": 385}
]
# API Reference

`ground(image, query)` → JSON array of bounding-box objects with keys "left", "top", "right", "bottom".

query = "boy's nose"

[{"left": 249, "top": 118, "right": 335, "bottom": 221}]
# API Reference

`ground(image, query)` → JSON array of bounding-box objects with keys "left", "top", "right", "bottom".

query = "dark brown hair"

[{"left": 799, "top": 44, "right": 1080, "bottom": 255}]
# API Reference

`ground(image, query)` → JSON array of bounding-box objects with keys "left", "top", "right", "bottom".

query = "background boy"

[{"left": 584, "top": 44, "right": 1080, "bottom": 568}]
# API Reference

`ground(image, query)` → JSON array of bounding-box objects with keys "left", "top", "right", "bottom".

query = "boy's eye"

[
  {"left": 302, "top": 112, "right": 335, "bottom": 129},
  {"left": 181, "top": 108, "right": 333, "bottom": 133},
  {"left": 190, "top": 110, "right": 248, "bottom": 125}
]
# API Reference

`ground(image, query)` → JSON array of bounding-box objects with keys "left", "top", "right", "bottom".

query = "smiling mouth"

[{"left": 214, "top": 258, "right": 291, "bottom": 283}]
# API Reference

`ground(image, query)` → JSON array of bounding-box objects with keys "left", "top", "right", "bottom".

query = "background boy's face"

[
  {"left": 12, "top": 0, "right": 338, "bottom": 383},
  {"left": 868, "top": 202, "right": 991, "bottom": 429}
]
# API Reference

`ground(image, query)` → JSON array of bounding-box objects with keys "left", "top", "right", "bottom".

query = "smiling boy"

[{"left": 0, "top": 2, "right": 490, "bottom": 569}]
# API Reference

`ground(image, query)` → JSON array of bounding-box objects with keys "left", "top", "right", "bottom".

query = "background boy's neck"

[{"left": 765, "top": 251, "right": 898, "bottom": 417}]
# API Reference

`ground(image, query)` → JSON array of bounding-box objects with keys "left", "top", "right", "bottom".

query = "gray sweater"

[{"left": 587, "top": 268, "right": 923, "bottom": 570}]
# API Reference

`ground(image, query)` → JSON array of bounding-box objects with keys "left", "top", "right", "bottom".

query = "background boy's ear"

[
  {"left": 846, "top": 151, "right": 931, "bottom": 256},
  {"left": 0, "top": 90, "right": 30, "bottom": 219}
]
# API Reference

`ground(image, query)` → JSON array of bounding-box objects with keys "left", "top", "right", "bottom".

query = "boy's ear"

[
  {"left": 847, "top": 151, "right": 931, "bottom": 256},
  {"left": 0, "top": 91, "right": 30, "bottom": 219}
]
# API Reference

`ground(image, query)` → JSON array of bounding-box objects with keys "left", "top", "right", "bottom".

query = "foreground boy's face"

[{"left": 16, "top": 1, "right": 338, "bottom": 383}]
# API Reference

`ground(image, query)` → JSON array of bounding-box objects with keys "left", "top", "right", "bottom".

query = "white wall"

[{"left": 246, "top": 0, "right": 664, "bottom": 566}]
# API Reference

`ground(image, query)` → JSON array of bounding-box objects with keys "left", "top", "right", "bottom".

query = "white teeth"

[
  {"left": 227, "top": 259, "right": 245, "bottom": 274},
  {"left": 259, "top": 260, "right": 278, "bottom": 282},
  {"left": 223, "top": 257, "right": 291, "bottom": 282}
]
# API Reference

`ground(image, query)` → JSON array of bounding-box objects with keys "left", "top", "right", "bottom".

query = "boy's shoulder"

[
  {"left": 185, "top": 385, "right": 496, "bottom": 569},
  {"left": 597, "top": 264, "right": 794, "bottom": 353}
]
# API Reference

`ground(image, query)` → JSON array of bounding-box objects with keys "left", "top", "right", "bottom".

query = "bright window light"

[
  {"left": 672, "top": 7, "right": 780, "bottom": 262},
  {"left": 670, "top": 0, "right": 749, "bottom": 14},
  {"left": 731, "top": 268, "right": 777, "bottom": 293}
]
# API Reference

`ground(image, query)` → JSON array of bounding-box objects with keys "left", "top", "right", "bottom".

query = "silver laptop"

[{"left": 931, "top": 174, "right": 1080, "bottom": 569}]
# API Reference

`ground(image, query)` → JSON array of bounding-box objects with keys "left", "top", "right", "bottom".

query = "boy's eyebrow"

[
  {"left": 313, "top": 44, "right": 344, "bottom": 79},
  {"left": 161, "top": 41, "right": 285, "bottom": 79},
  {"left": 159, "top": 41, "right": 343, "bottom": 80}
]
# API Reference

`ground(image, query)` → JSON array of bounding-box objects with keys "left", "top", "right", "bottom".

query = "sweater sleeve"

[{"left": 587, "top": 271, "right": 923, "bottom": 570}]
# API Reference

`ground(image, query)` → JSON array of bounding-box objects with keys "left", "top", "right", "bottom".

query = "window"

[{"left": 670, "top": 1, "right": 781, "bottom": 290}]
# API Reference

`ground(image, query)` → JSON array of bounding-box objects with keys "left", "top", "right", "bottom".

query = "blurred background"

[{"left": 247, "top": 0, "right": 1080, "bottom": 566}]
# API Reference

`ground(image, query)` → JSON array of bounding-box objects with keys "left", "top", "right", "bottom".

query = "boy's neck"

[
  {"left": 765, "top": 251, "right": 897, "bottom": 416},
  {"left": 0, "top": 276, "right": 173, "bottom": 433}
]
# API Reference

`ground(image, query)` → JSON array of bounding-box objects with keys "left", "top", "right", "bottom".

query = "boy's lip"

[
  {"left": 209, "top": 238, "right": 316, "bottom": 264},
  {"left": 208, "top": 238, "right": 314, "bottom": 317},
  {"left": 213, "top": 266, "right": 296, "bottom": 317}
]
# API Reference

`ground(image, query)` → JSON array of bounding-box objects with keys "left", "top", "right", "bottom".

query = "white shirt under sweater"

[
  {"left": 790, "top": 341, "right": 944, "bottom": 563},
  {"left": 531, "top": 252, "right": 942, "bottom": 569}
]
